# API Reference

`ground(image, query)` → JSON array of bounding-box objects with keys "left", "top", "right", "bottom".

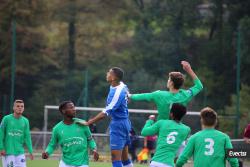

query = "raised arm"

[
  {"left": 181, "top": 61, "right": 203, "bottom": 96},
  {"left": 141, "top": 119, "right": 159, "bottom": 136},
  {"left": 181, "top": 61, "right": 197, "bottom": 80},
  {"left": 85, "top": 112, "right": 106, "bottom": 125}
]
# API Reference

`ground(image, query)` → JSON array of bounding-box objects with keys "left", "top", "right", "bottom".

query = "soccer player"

[
  {"left": 141, "top": 103, "right": 190, "bottom": 167},
  {"left": 144, "top": 115, "right": 157, "bottom": 159},
  {"left": 129, "top": 61, "right": 203, "bottom": 120},
  {"left": 0, "top": 99, "right": 33, "bottom": 167},
  {"left": 176, "top": 107, "right": 239, "bottom": 167},
  {"left": 42, "top": 101, "right": 99, "bottom": 167},
  {"left": 82, "top": 67, "right": 133, "bottom": 167}
]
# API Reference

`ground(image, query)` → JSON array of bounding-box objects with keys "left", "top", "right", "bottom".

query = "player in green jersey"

[
  {"left": 42, "top": 101, "right": 99, "bottom": 167},
  {"left": 129, "top": 61, "right": 203, "bottom": 120},
  {"left": 141, "top": 103, "right": 191, "bottom": 167},
  {"left": 176, "top": 107, "right": 239, "bottom": 167},
  {"left": 0, "top": 99, "right": 33, "bottom": 167}
]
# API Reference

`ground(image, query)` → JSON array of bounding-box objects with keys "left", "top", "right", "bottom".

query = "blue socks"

[
  {"left": 122, "top": 159, "right": 133, "bottom": 167},
  {"left": 112, "top": 160, "right": 123, "bottom": 167}
]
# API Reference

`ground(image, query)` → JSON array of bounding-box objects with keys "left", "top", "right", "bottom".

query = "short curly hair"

[{"left": 59, "top": 101, "right": 73, "bottom": 113}]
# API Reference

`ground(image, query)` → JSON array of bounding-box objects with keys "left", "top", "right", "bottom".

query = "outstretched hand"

[{"left": 76, "top": 120, "right": 90, "bottom": 126}]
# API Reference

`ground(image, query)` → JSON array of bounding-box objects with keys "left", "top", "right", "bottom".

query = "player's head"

[
  {"left": 106, "top": 67, "right": 124, "bottom": 83},
  {"left": 167, "top": 72, "right": 184, "bottom": 89},
  {"left": 59, "top": 101, "right": 76, "bottom": 118},
  {"left": 13, "top": 99, "right": 24, "bottom": 115},
  {"left": 170, "top": 103, "right": 187, "bottom": 121},
  {"left": 200, "top": 107, "right": 217, "bottom": 128}
]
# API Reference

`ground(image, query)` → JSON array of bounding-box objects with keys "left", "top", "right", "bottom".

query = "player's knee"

[{"left": 111, "top": 152, "right": 121, "bottom": 161}]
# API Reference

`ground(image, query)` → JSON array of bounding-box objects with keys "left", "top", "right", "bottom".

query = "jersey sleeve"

[
  {"left": 141, "top": 120, "right": 160, "bottom": 136},
  {"left": 186, "top": 78, "right": 203, "bottom": 97},
  {"left": 225, "top": 136, "right": 239, "bottom": 167},
  {"left": 24, "top": 119, "right": 33, "bottom": 153},
  {"left": 45, "top": 128, "right": 58, "bottom": 155},
  {"left": 85, "top": 126, "right": 97, "bottom": 151},
  {"left": 0, "top": 117, "right": 6, "bottom": 150},
  {"left": 176, "top": 135, "right": 195, "bottom": 167},
  {"left": 130, "top": 91, "right": 159, "bottom": 102}
]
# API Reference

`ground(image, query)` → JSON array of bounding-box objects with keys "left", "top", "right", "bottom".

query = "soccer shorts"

[
  {"left": 147, "top": 140, "right": 156, "bottom": 150},
  {"left": 176, "top": 141, "right": 186, "bottom": 157},
  {"left": 150, "top": 161, "right": 173, "bottom": 167},
  {"left": 59, "top": 160, "right": 88, "bottom": 167},
  {"left": 109, "top": 119, "right": 131, "bottom": 150},
  {"left": 2, "top": 154, "right": 26, "bottom": 167}
]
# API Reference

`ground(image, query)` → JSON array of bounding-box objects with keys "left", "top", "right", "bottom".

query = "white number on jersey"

[
  {"left": 204, "top": 138, "right": 214, "bottom": 155},
  {"left": 166, "top": 132, "right": 178, "bottom": 144}
]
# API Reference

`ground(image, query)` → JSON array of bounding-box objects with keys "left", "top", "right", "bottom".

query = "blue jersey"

[
  {"left": 103, "top": 82, "right": 129, "bottom": 120},
  {"left": 103, "top": 82, "right": 131, "bottom": 150}
]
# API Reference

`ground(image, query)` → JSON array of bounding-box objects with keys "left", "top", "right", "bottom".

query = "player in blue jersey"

[{"left": 82, "top": 67, "right": 133, "bottom": 167}]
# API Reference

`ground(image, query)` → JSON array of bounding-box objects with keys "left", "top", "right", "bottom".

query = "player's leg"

[
  {"left": 15, "top": 154, "right": 26, "bottom": 167},
  {"left": 121, "top": 145, "right": 133, "bottom": 167},
  {"left": 3, "top": 155, "right": 15, "bottom": 167},
  {"left": 109, "top": 125, "right": 124, "bottom": 167},
  {"left": 111, "top": 149, "right": 123, "bottom": 167},
  {"left": 2, "top": 156, "right": 6, "bottom": 167},
  {"left": 147, "top": 140, "right": 155, "bottom": 159},
  {"left": 109, "top": 120, "right": 125, "bottom": 167}
]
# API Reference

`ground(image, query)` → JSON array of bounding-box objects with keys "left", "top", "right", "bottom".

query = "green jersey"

[
  {"left": 0, "top": 114, "right": 33, "bottom": 155},
  {"left": 131, "top": 78, "right": 203, "bottom": 120},
  {"left": 176, "top": 128, "right": 239, "bottom": 167},
  {"left": 46, "top": 118, "right": 96, "bottom": 166},
  {"left": 141, "top": 119, "right": 190, "bottom": 166}
]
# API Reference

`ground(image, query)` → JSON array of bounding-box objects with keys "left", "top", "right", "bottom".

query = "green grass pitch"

[{"left": 0, "top": 160, "right": 147, "bottom": 167}]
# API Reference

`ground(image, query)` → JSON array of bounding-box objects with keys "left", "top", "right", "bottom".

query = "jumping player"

[
  {"left": 129, "top": 61, "right": 203, "bottom": 120},
  {"left": 82, "top": 67, "right": 133, "bottom": 167}
]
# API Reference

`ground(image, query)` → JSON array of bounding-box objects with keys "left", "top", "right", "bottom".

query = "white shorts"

[
  {"left": 150, "top": 161, "right": 172, "bottom": 167},
  {"left": 176, "top": 141, "right": 186, "bottom": 157},
  {"left": 2, "top": 154, "right": 26, "bottom": 167},
  {"left": 59, "top": 160, "right": 88, "bottom": 167}
]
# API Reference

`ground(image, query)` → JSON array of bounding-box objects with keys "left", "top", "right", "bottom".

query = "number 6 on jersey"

[{"left": 166, "top": 132, "right": 178, "bottom": 144}]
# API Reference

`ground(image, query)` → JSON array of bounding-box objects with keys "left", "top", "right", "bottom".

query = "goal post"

[{"left": 43, "top": 105, "right": 200, "bottom": 149}]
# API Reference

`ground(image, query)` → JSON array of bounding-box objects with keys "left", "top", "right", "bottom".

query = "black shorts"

[{"left": 147, "top": 140, "right": 156, "bottom": 150}]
